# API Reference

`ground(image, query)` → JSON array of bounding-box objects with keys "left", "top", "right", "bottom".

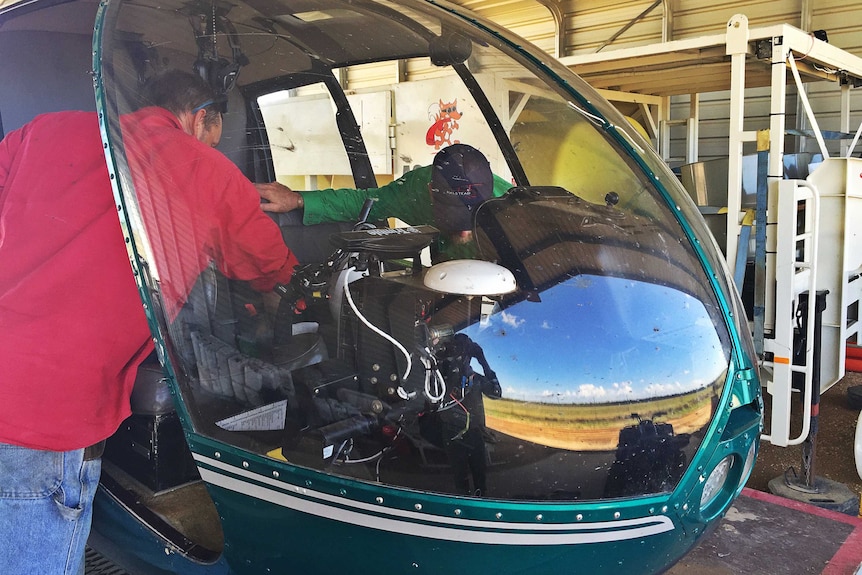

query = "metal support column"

[{"left": 726, "top": 14, "right": 756, "bottom": 274}]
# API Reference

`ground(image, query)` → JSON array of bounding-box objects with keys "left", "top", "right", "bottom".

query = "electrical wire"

[
  {"left": 420, "top": 353, "right": 447, "bottom": 403},
  {"left": 344, "top": 449, "right": 384, "bottom": 464},
  {"left": 343, "top": 267, "right": 412, "bottom": 380},
  {"left": 794, "top": 32, "right": 816, "bottom": 61},
  {"left": 448, "top": 392, "right": 471, "bottom": 440}
]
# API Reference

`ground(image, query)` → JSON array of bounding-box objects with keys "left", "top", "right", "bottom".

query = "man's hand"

[{"left": 255, "top": 181, "right": 304, "bottom": 213}]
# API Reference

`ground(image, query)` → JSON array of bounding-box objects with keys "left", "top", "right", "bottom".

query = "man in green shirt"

[{"left": 256, "top": 144, "right": 511, "bottom": 261}]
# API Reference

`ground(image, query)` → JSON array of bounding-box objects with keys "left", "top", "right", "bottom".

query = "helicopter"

[{"left": 0, "top": 0, "right": 762, "bottom": 573}]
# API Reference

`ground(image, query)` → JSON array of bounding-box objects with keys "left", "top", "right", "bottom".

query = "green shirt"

[{"left": 300, "top": 166, "right": 511, "bottom": 261}]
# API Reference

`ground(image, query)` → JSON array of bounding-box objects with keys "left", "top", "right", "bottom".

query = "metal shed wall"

[
  {"left": 455, "top": 0, "right": 861, "bottom": 58},
  {"left": 452, "top": 0, "right": 862, "bottom": 162}
]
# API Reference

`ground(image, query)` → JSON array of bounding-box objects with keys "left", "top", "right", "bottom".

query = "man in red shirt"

[{"left": 0, "top": 69, "right": 297, "bottom": 574}]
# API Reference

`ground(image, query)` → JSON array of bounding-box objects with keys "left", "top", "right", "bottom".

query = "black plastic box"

[{"left": 105, "top": 412, "right": 200, "bottom": 492}]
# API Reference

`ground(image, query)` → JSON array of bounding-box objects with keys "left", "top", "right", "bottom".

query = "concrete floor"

[
  {"left": 667, "top": 368, "right": 862, "bottom": 575},
  {"left": 667, "top": 489, "right": 862, "bottom": 574}
]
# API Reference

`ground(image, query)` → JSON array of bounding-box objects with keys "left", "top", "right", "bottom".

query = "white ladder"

[{"left": 761, "top": 178, "right": 820, "bottom": 447}]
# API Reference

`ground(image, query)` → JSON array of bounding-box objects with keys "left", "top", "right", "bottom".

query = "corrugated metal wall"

[
  {"left": 804, "top": 0, "right": 862, "bottom": 157},
  {"left": 447, "top": 0, "right": 862, "bottom": 163},
  {"left": 562, "top": 0, "right": 666, "bottom": 54},
  {"left": 459, "top": 0, "right": 559, "bottom": 55},
  {"left": 813, "top": 0, "right": 862, "bottom": 56},
  {"left": 457, "top": 0, "right": 861, "bottom": 58},
  {"left": 327, "top": 1, "right": 861, "bottom": 163}
]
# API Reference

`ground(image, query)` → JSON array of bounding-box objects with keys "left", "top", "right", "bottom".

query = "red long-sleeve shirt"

[
  {"left": 122, "top": 107, "right": 298, "bottom": 319},
  {"left": 0, "top": 109, "right": 297, "bottom": 450}
]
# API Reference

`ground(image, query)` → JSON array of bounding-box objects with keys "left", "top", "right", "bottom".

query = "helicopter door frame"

[{"left": 245, "top": 65, "right": 378, "bottom": 191}]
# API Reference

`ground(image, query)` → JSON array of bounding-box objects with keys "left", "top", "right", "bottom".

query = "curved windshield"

[{"left": 98, "top": 0, "right": 732, "bottom": 501}]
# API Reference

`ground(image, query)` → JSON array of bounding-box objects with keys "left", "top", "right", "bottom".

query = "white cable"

[
  {"left": 420, "top": 354, "right": 447, "bottom": 403},
  {"left": 343, "top": 268, "right": 412, "bottom": 380},
  {"left": 344, "top": 449, "right": 384, "bottom": 464}
]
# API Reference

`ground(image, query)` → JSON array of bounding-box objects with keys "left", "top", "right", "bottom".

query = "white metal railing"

[
  {"left": 762, "top": 179, "right": 820, "bottom": 446},
  {"left": 786, "top": 52, "right": 831, "bottom": 161}
]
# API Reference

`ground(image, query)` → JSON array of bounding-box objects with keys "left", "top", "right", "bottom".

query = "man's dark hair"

[{"left": 140, "top": 69, "right": 221, "bottom": 128}]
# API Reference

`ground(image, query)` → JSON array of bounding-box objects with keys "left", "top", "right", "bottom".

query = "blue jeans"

[{"left": 0, "top": 443, "right": 101, "bottom": 575}]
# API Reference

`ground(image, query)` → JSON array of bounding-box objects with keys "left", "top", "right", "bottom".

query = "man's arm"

[
  {"left": 492, "top": 174, "right": 513, "bottom": 197},
  {"left": 210, "top": 172, "right": 299, "bottom": 291},
  {"left": 256, "top": 181, "right": 377, "bottom": 225},
  {"left": 256, "top": 165, "right": 437, "bottom": 227}
]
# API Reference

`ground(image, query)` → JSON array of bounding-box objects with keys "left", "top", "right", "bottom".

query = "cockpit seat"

[
  {"left": 270, "top": 210, "right": 354, "bottom": 265},
  {"left": 189, "top": 322, "right": 327, "bottom": 407},
  {"left": 108, "top": 352, "right": 200, "bottom": 492}
]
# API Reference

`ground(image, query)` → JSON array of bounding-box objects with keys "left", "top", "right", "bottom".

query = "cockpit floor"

[{"left": 102, "top": 460, "right": 224, "bottom": 552}]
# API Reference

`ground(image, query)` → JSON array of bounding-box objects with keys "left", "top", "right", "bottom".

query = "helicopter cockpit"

[
  {"left": 89, "top": 0, "right": 761, "bottom": 571},
  {"left": 99, "top": 0, "right": 748, "bottom": 501}
]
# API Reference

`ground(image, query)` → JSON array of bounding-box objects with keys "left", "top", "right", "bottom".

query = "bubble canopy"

[{"left": 94, "top": 0, "right": 759, "bottom": 569}]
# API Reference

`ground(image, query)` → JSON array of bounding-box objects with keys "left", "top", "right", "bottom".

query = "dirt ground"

[{"left": 745, "top": 368, "right": 862, "bottom": 507}]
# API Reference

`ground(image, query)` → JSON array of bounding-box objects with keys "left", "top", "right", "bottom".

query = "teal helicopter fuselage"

[{"left": 0, "top": 1, "right": 762, "bottom": 573}]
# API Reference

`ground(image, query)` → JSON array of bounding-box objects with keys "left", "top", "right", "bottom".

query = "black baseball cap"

[{"left": 430, "top": 144, "right": 494, "bottom": 232}]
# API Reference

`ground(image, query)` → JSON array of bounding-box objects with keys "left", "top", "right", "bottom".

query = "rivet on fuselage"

[
  {"left": 661, "top": 506, "right": 668, "bottom": 513},
  {"left": 376, "top": 497, "right": 384, "bottom": 504},
  {"left": 340, "top": 489, "right": 347, "bottom": 496},
  {"left": 242, "top": 461, "right": 249, "bottom": 469},
  {"left": 614, "top": 511, "right": 621, "bottom": 519},
  {"left": 454, "top": 509, "right": 462, "bottom": 516},
  {"left": 535, "top": 514, "right": 543, "bottom": 521},
  {"left": 415, "top": 504, "right": 423, "bottom": 511},
  {"left": 214, "top": 452, "right": 221, "bottom": 459},
  {"left": 495, "top": 512, "right": 503, "bottom": 519},
  {"left": 272, "top": 471, "right": 279, "bottom": 478},
  {"left": 576, "top": 514, "right": 583, "bottom": 521}
]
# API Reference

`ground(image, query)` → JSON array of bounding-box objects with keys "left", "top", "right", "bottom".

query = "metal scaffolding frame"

[
  {"left": 559, "top": 15, "right": 862, "bottom": 447},
  {"left": 560, "top": 14, "right": 862, "bottom": 276}
]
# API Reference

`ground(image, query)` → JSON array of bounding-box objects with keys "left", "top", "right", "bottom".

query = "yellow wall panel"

[
  {"left": 438, "top": 0, "right": 862, "bottom": 161},
  {"left": 447, "top": 0, "right": 862, "bottom": 59}
]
